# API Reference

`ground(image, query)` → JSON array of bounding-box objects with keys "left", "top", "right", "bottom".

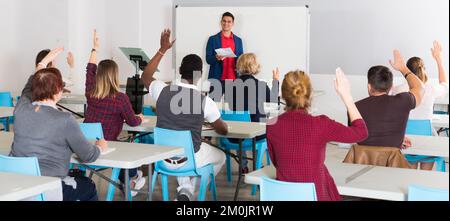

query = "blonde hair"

[
  {"left": 282, "top": 70, "right": 312, "bottom": 111},
  {"left": 236, "top": 53, "right": 261, "bottom": 75},
  {"left": 92, "top": 60, "right": 121, "bottom": 99},
  {"left": 407, "top": 57, "right": 428, "bottom": 83}
]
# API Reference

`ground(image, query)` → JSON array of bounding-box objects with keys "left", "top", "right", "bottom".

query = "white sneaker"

[{"left": 131, "top": 170, "right": 146, "bottom": 197}]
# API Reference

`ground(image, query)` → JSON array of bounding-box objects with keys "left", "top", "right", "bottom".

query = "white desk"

[
  {"left": 245, "top": 146, "right": 449, "bottom": 201},
  {"left": 402, "top": 135, "right": 449, "bottom": 158},
  {"left": 0, "top": 172, "right": 62, "bottom": 201},
  {"left": 433, "top": 114, "right": 449, "bottom": 129},
  {"left": 124, "top": 116, "right": 267, "bottom": 139},
  {"left": 124, "top": 115, "right": 266, "bottom": 201},
  {"left": 59, "top": 94, "right": 87, "bottom": 105},
  {"left": 0, "top": 107, "right": 14, "bottom": 118},
  {"left": 0, "top": 107, "right": 14, "bottom": 131}
]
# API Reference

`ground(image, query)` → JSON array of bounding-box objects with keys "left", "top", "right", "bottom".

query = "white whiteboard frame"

[{"left": 172, "top": 0, "right": 310, "bottom": 82}]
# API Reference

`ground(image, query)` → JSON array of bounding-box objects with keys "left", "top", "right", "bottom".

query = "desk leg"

[
  {"left": 147, "top": 164, "right": 153, "bottom": 201},
  {"left": 252, "top": 138, "right": 257, "bottom": 171},
  {"left": 124, "top": 169, "right": 130, "bottom": 201},
  {"left": 234, "top": 140, "right": 243, "bottom": 201},
  {"left": 6, "top": 117, "right": 10, "bottom": 132}
]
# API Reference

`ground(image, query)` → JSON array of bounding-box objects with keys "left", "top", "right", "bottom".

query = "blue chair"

[
  {"left": 404, "top": 120, "right": 446, "bottom": 172},
  {"left": 134, "top": 106, "right": 156, "bottom": 144},
  {"left": 219, "top": 110, "right": 270, "bottom": 195},
  {"left": 76, "top": 123, "right": 127, "bottom": 201},
  {"left": 408, "top": 185, "right": 449, "bottom": 201},
  {"left": 0, "top": 92, "right": 14, "bottom": 131},
  {"left": 260, "top": 177, "right": 317, "bottom": 201},
  {"left": 0, "top": 155, "right": 45, "bottom": 201},
  {"left": 151, "top": 127, "right": 217, "bottom": 201}
]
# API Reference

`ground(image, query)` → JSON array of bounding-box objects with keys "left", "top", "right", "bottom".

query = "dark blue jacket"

[{"left": 206, "top": 32, "right": 244, "bottom": 81}]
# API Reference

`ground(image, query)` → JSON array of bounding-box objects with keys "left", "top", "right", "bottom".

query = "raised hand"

[
  {"left": 93, "top": 29, "right": 100, "bottom": 50},
  {"left": 334, "top": 67, "right": 353, "bottom": 103},
  {"left": 39, "top": 47, "right": 64, "bottom": 69},
  {"left": 389, "top": 50, "right": 408, "bottom": 74},
  {"left": 431, "top": 40, "right": 442, "bottom": 62},
  {"left": 272, "top": 67, "right": 280, "bottom": 81},
  {"left": 67, "top": 52, "right": 74, "bottom": 69},
  {"left": 160, "top": 29, "right": 176, "bottom": 54},
  {"left": 95, "top": 139, "right": 108, "bottom": 152},
  {"left": 401, "top": 136, "right": 412, "bottom": 149}
]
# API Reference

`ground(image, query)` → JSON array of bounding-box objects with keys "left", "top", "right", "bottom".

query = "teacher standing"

[{"left": 206, "top": 12, "right": 244, "bottom": 95}]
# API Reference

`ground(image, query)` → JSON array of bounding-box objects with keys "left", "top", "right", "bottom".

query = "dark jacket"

[{"left": 206, "top": 32, "right": 244, "bottom": 81}]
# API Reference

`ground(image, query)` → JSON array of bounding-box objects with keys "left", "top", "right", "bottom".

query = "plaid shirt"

[
  {"left": 267, "top": 110, "right": 368, "bottom": 201},
  {"left": 84, "top": 63, "right": 141, "bottom": 141}
]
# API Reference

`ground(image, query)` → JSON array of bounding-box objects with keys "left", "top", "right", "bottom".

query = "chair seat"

[
  {"left": 220, "top": 138, "right": 266, "bottom": 151},
  {"left": 155, "top": 163, "right": 214, "bottom": 177}
]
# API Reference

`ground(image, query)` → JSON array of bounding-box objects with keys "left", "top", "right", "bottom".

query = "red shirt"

[
  {"left": 221, "top": 32, "right": 237, "bottom": 81},
  {"left": 267, "top": 110, "right": 368, "bottom": 201},
  {"left": 84, "top": 63, "right": 142, "bottom": 141}
]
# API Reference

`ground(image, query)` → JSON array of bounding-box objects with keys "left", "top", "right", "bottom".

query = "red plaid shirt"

[
  {"left": 267, "top": 110, "right": 368, "bottom": 201},
  {"left": 84, "top": 63, "right": 142, "bottom": 141}
]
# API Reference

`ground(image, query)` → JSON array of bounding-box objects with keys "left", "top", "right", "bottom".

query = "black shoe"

[{"left": 176, "top": 189, "right": 192, "bottom": 201}]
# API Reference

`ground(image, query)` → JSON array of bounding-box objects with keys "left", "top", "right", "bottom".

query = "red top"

[
  {"left": 221, "top": 32, "right": 237, "bottom": 81},
  {"left": 267, "top": 110, "right": 368, "bottom": 201},
  {"left": 84, "top": 63, "right": 142, "bottom": 141}
]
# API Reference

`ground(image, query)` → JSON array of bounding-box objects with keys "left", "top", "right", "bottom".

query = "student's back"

[
  {"left": 355, "top": 93, "right": 415, "bottom": 148},
  {"left": 12, "top": 71, "right": 100, "bottom": 179},
  {"left": 84, "top": 51, "right": 142, "bottom": 141}
]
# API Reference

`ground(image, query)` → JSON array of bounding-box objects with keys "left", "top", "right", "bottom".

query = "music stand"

[{"left": 119, "top": 47, "right": 154, "bottom": 114}]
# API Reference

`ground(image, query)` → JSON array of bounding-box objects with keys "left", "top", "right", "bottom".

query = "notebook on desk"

[{"left": 101, "top": 148, "right": 116, "bottom": 155}]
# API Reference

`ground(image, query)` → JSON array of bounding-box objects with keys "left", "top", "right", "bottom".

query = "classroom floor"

[{"left": 92, "top": 158, "right": 259, "bottom": 201}]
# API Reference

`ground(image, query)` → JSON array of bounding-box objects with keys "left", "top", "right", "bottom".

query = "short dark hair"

[
  {"left": 32, "top": 68, "right": 64, "bottom": 102},
  {"left": 367, "top": 66, "right": 393, "bottom": 93},
  {"left": 179, "top": 54, "right": 203, "bottom": 80},
  {"left": 35, "top": 49, "right": 51, "bottom": 67},
  {"left": 222, "top": 12, "right": 235, "bottom": 21}
]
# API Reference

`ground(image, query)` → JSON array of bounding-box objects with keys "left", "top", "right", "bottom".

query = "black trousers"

[{"left": 62, "top": 173, "right": 98, "bottom": 201}]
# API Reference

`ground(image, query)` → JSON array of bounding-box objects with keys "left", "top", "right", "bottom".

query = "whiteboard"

[{"left": 174, "top": 4, "right": 310, "bottom": 89}]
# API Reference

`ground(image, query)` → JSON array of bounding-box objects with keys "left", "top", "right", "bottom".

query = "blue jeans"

[{"left": 62, "top": 176, "right": 98, "bottom": 201}]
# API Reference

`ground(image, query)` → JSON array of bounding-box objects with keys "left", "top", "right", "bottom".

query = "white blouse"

[{"left": 392, "top": 82, "right": 449, "bottom": 120}]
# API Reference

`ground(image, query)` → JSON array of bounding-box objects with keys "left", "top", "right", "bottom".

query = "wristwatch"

[{"left": 404, "top": 72, "right": 413, "bottom": 79}]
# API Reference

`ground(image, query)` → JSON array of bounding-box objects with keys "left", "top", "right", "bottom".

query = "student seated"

[
  {"left": 141, "top": 29, "right": 228, "bottom": 201},
  {"left": 391, "top": 41, "right": 449, "bottom": 170},
  {"left": 225, "top": 53, "right": 279, "bottom": 173},
  {"left": 266, "top": 68, "right": 368, "bottom": 201},
  {"left": 83, "top": 30, "right": 145, "bottom": 196},
  {"left": 10, "top": 48, "right": 108, "bottom": 201},
  {"left": 347, "top": 50, "right": 425, "bottom": 167},
  {"left": 35, "top": 49, "right": 76, "bottom": 92}
]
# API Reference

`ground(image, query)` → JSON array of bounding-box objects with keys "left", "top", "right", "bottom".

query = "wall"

[{"left": 1, "top": 0, "right": 448, "bottom": 108}]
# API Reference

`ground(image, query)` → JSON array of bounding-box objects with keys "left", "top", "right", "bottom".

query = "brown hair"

[
  {"left": 35, "top": 49, "right": 52, "bottom": 67},
  {"left": 367, "top": 66, "right": 393, "bottom": 93},
  {"left": 92, "top": 60, "right": 120, "bottom": 99},
  {"left": 32, "top": 68, "right": 64, "bottom": 102},
  {"left": 282, "top": 70, "right": 312, "bottom": 111},
  {"left": 236, "top": 53, "right": 261, "bottom": 75},
  {"left": 407, "top": 57, "right": 428, "bottom": 83}
]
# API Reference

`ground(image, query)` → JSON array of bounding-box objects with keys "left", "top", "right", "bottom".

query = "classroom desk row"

[
  {"left": 0, "top": 172, "right": 62, "bottom": 201},
  {"left": 245, "top": 145, "right": 449, "bottom": 201},
  {"left": 120, "top": 116, "right": 448, "bottom": 201},
  {"left": 0, "top": 132, "right": 184, "bottom": 201}
]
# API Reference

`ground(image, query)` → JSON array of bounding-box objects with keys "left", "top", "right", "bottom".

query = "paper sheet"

[
  {"left": 215, "top": 48, "right": 237, "bottom": 58},
  {"left": 101, "top": 148, "right": 116, "bottom": 155}
]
